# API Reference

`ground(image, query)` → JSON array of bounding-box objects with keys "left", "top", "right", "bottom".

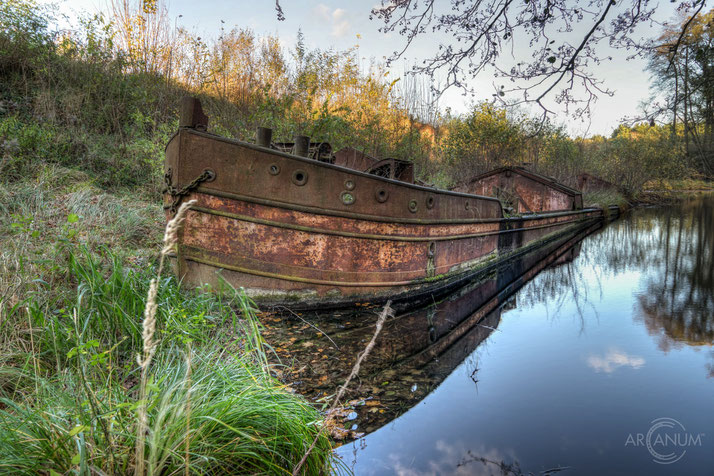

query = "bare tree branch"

[{"left": 666, "top": 0, "right": 707, "bottom": 70}]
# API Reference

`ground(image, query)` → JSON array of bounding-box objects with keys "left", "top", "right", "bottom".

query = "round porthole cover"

[
  {"left": 292, "top": 169, "right": 308, "bottom": 185},
  {"left": 409, "top": 199, "right": 418, "bottom": 213},
  {"left": 341, "top": 191, "right": 356, "bottom": 205}
]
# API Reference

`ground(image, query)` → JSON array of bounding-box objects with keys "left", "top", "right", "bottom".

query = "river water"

[{"left": 264, "top": 197, "right": 714, "bottom": 475}]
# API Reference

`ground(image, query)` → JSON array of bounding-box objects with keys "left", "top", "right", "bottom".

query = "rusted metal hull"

[
  {"left": 164, "top": 127, "right": 609, "bottom": 309},
  {"left": 454, "top": 166, "right": 584, "bottom": 212}
]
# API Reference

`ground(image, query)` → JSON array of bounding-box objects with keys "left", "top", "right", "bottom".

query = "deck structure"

[
  {"left": 164, "top": 98, "right": 614, "bottom": 309},
  {"left": 454, "top": 166, "right": 583, "bottom": 213}
]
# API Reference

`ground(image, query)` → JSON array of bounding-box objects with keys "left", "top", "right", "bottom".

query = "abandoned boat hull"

[{"left": 163, "top": 105, "right": 613, "bottom": 309}]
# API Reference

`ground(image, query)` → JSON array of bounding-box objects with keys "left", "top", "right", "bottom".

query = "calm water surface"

[{"left": 334, "top": 197, "right": 714, "bottom": 475}]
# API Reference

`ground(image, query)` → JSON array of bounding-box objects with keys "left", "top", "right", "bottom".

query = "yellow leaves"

[
  {"left": 386, "top": 77, "right": 401, "bottom": 95},
  {"left": 141, "top": 0, "right": 157, "bottom": 15}
]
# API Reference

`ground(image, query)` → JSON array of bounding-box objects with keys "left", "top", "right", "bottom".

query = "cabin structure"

[
  {"left": 577, "top": 173, "right": 617, "bottom": 193},
  {"left": 334, "top": 147, "right": 380, "bottom": 171},
  {"left": 334, "top": 147, "right": 416, "bottom": 183},
  {"left": 454, "top": 166, "right": 583, "bottom": 213}
]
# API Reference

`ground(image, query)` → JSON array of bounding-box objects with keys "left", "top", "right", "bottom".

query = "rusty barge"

[{"left": 164, "top": 98, "right": 618, "bottom": 309}]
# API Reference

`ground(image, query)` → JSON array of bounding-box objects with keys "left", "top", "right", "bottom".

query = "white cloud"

[
  {"left": 314, "top": 3, "right": 331, "bottom": 21},
  {"left": 312, "top": 3, "right": 352, "bottom": 38},
  {"left": 587, "top": 349, "right": 645, "bottom": 374},
  {"left": 388, "top": 440, "right": 518, "bottom": 476}
]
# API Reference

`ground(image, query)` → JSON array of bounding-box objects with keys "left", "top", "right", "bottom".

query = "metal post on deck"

[
  {"left": 294, "top": 135, "right": 310, "bottom": 157},
  {"left": 256, "top": 127, "right": 273, "bottom": 147},
  {"left": 179, "top": 97, "right": 209, "bottom": 130}
]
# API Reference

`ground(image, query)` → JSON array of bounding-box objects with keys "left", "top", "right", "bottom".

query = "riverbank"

[
  {"left": 582, "top": 178, "right": 714, "bottom": 210},
  {"left": 0, "top": 184, "right": 337, "bottom": 474}
]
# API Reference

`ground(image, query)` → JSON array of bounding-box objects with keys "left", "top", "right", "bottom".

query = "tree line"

[{"left": 0, "top": 0, "right": 711, "bottom": 198}]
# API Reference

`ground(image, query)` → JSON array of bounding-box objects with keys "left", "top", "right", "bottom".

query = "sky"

[{"left": 48, "top": 0, "right": 685, "bottom": 137}]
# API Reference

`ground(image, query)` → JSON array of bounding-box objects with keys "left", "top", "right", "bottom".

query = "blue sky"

[{"left": 50, "top": 0, "right": 683, "bottom": 136}]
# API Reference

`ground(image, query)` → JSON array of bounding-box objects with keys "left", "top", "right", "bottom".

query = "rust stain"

[{"left": 165, "top": 99, "right": 608, "bottom": 307}]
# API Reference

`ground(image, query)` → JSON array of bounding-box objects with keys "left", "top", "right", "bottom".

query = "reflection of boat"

[
  {"left": 266, "top": 218, "right": 603, "bottom": 437},
  {"left": 165, "top": 97, "right": 617, "bottom": 309}
]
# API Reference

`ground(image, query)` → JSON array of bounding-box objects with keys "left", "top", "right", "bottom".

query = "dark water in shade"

[{"left": 334, "top": 197, "right": 714, "bottom": 475}]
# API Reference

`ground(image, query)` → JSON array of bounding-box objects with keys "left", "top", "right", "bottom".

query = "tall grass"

[{"left": 0, "top": 239, "right": 335, "bottom": 474}]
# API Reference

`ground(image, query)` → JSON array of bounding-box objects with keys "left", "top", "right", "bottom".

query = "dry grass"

[{"left": 135, "top": 199, "right": 196, "bottom": 476}]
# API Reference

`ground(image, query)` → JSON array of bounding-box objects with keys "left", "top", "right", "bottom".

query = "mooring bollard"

[
  {"left": 294, "top": 135, "right": 310, "bottom": 157},
  {"left": 256, "top": 127, "right": 273, "bottom": 147}
]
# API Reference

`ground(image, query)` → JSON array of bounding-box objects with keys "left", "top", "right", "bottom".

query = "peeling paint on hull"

[{"left": 164, "top": 125, "right": 618, "bottom": 310}]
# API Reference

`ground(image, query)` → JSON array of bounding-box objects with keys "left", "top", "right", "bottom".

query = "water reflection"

[
  {"left": 329, "top": 197, "right": 713, "bottom": 475},
  {"left": 262, "top": 221, "right": 601, "bottom": 438},
  {"left": 513, "top": 198, "right": 714, "bottom": 356},
  {"left": 586, "top": 349, "right": 646, "bottom": 374},
  {"left": 635, "top": 201, "right": 714, "bottom": 351},
  {"left": 265, "top": 197, "right": 714, "bottom": 475}
]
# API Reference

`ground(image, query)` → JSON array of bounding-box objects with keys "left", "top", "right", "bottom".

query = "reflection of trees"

[
  {"left": 636, "top": 198, "right": 714, "bottom": 351},
  {"left": 516, "top": 243, "right": 600, "bottom": 331},
  {"left": 517, "top": 198, "right": 714, "bottom": 357}
]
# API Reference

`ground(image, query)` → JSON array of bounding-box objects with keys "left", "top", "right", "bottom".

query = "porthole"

[
  {"left": 344, "top": 179, "right": 355, "bottom": 191},
  {"left": 428, "top": 242, "right": 436, "bottom": 257},
  {"left": 408, "top": 199, "right": 418, "bottom": 213},
  {"left": 375, "top": 188, "right": 389, "bottom": 203},
  {"left": 426, "top": 195, "right": 435, "bottom": 209},
  {"left": 465, "top": 201, "right": 471, "bottom": 210},
  {"left": 341, "top": 191, "right": 356, "bottom": 205},
  {"left": 292, "top": 169, "right": 308, "bottom": 186},
  {"left": 269, "top": 164, "right": 280, "bottom": 176}
]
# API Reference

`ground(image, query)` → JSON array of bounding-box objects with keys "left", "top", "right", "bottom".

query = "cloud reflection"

[
  {"left": 587, "top": 349, "right": 645, "bottom": 373},
  {"left": 387, "top": 440, "right": 518, "bottom": 476}
]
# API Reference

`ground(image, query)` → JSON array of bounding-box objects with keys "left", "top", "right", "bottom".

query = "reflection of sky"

[
  {"left": 587, "top": 349, "right": 645, "bottom": 374},
  {"left": 336, "top": 207, "right": 714, "bottom": 476}
]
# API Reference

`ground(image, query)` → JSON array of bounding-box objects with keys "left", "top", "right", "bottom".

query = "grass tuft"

[{"left": 0, "top": 240, "right": 336, "bottom": 474}]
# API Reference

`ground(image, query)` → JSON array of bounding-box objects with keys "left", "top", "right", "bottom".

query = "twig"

[
  {"left": 26, "top": 308, "right": 39, "bottom": 393},
  {"left": 274, "top": 305, "right": 340, "bottom": 350},
  {"left": 542, "top": 466, "right": 572, "bottom": 475},
  {"left": 291, "top": 300, "right": 393, "bottom": 476}
]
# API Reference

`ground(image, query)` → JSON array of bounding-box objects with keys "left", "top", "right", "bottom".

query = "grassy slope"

[{"left": 0, "top": 5, "right": 337, "bottom": 473}]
